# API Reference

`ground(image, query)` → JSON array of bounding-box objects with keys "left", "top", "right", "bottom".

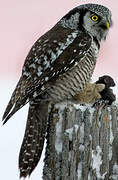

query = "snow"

[
  {"left": 55, "top": 103, "right": 66, "bottom": 154},
  {"left": 110, "top": 163, "right": 118, "bottom": 180},
  {"left": 88, "top": 172, "right": 92, "bottom": 180},
  {"left": 79, "top": 144, "right": 85, "bottom": 152},
  {"left": 74, "top": 103, "right": 93, "bottom": 111},
  {"left": 77, "top": 162, "right": 82, "bottom": 180},
  {"left": 79, "top": 122, "right": 84, "bottom": 144},
  {"left": 89, "top": 107, "right": 95, "bottom": 125},
  {"left": 66, "top": 124, "right": 79, "bottom": 141},
  {"left": 108, "top": 107, "right": 114, "bottom": 161},
  {"left": 66, "top": 127, "right": 73, "bottom": 141},
  {"left": 109, "top": 120, "right": 114, "bottom": 160},
  {"left": 74, "top": 103, "right": 95, "bottom": 125},
  {"left": 92, "top": 146, "right": 107, "bottom": 179},
  {"left": 55, "top": 102, "right": 78, "bottom": 153}
]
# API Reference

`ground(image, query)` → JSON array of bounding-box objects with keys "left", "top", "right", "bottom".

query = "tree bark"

[{"left": 43, "top": 102, "right": 118, "bottom": 180}]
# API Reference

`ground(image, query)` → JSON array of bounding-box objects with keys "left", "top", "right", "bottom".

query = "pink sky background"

[
  {"left": 0, "top": 0, "right": 118, "bottom": 81},
  {"left": 0, "top": 1, "right": 118, "bottom": 180}
]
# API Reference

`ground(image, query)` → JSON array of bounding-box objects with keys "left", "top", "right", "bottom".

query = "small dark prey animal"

[
  {"left": 94, "top": 75, "right": 116, "bottom": 128},
  {"left": 95, "top": 75, "right": 116, "bottom": 106}
]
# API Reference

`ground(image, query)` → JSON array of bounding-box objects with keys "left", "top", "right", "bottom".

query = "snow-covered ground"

[{"left": 0, "top": 79, "right": 45, "bottom": 180}]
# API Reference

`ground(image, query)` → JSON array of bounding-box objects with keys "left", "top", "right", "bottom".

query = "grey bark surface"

[{"left": 43, "top": 102, "right": 118, "bottom": 180}]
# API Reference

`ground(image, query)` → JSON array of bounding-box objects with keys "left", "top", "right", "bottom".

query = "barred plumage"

[
  {"left": 2, "top": 3, "right": 112, "bottom": 178},
  {"left": 47, "top": 39, "right": 98, "bottom": 101}
]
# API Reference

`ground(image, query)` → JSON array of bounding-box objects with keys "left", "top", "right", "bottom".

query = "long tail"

[
  {"left": 19, "top": 100, "right": 49, "bottom": 178},
  {"left": 2, "top": 77, "right": 29, "bottom": 124}
]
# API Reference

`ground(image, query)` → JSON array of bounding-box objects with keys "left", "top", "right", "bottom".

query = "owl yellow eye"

[{"left": 91, "top": 15, "right": 99, "bottom": 22}]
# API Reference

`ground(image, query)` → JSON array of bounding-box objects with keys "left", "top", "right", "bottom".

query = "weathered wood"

[{"left": 43, "top": 102, "right": 118, "bottom": 180}]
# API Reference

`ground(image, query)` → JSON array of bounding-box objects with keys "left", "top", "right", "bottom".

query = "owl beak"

[
  {"left": 100, "top": 21, "right": 110, "bottom": 31},
  {"left": 106, "top": 22, "right": 109, "bottom": 29}
]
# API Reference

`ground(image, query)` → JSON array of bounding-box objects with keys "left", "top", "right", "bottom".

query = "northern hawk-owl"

[{"left": 2, "top": 3, "right": 112, "bottom": 178}]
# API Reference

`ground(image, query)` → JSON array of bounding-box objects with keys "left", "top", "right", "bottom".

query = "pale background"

[{"left": 0, "top": 0, "right": 118, "bottom": 179}]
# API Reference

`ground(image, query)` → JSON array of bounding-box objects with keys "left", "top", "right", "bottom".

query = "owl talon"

[{"left": 93, "top": 99, "right": 109, "bottom": 109}]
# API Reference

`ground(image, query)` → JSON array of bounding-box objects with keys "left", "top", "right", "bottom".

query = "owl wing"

[
  {"left": 2, "top": 30, "right": 92, "bottom": 124},
  {"left": 25, "top": 32, "right": 92, "bottom": 94}
]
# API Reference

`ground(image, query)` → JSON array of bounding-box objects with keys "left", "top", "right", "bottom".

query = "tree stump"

[{"left": 43, "top": 102, "right": 118, "bottom": 180}]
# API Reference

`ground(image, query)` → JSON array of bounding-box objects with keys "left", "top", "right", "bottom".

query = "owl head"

[{"left": 60, "top": 3, "right": 112, "bottom": 42}]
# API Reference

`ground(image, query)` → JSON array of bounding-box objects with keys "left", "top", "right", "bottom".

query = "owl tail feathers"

[
  {"left": 2, "top": 95, "right": 28, "bottom": 125},
  {"left": 2, "top": 78, "right": 29, "bottom": 125},
  {"left": 19, "top": 100, "right": 49, "bottom": 178}
]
